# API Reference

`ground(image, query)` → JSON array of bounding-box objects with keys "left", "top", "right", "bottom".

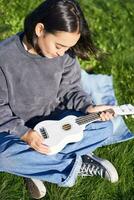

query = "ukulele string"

[
  {"left": 63, "top": 109, "right": 114, "bottom": 129},
  {"left": 76, "top": 113, "right": 100, "bottom": 124},
  {"left": 76, "top": 116, "right": 100, "bottom": 125},
  {"left": 76, "top": 113, "right": 99, "bottom": 121},
  {"left": 76, "top": 109, "right": 114, "bottom": 125},
  {"left": 62, "top": 114, "right": 101, "bottom": 129}
]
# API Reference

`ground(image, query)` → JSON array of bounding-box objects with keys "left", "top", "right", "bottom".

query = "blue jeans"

[{"left": 0, "top": 110, "right": 113, "bottom": 187}]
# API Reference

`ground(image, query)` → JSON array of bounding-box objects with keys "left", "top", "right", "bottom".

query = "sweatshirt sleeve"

[
  {"left": 0, "top": 67, "right": 30, "bottom": 138},
  {"left": 58, "top": 53, "right": 93, "bottom": 113}
]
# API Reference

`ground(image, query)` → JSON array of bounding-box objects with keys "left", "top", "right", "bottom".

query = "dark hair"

[{"left": 24, "top": 0, "right": 97, "bottom": 59}]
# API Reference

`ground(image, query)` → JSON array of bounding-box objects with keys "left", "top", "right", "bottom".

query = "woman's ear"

[{"left": 35, "top": 23, "right": 45, "bottom": 37}]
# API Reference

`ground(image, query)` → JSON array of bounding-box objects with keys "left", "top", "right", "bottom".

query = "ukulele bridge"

[{"left": 39, "top": 127, "right": 49, "bottom": 138}]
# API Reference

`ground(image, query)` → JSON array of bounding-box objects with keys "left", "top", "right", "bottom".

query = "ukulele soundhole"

[{"left": 62, "top": 123, "right": 72, "bottom": 131}]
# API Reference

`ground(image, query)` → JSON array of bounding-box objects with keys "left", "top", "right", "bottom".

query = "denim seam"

[{"left": 58, "top": 156, "right": 82, "bottom": 187}]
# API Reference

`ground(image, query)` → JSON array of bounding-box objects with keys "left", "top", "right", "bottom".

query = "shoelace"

[{"left": 80, "top": 163, "right": 104, "bottom": 177}]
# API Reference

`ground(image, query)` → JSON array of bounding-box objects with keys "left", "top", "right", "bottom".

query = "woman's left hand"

[{"left": 86, "top": 105, "right": 115, "bottom": 121}]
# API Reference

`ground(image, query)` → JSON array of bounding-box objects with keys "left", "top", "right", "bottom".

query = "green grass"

[{"left": 0, "top": 0, "right": 134, "bottom": 199}]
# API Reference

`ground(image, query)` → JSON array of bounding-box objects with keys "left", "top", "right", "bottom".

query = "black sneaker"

[
  {"left": 79, "top": 154, "right": 118, "bottom": 183},
  {"left": 24, "top": 178, "right": 46, "bottom": 199}
]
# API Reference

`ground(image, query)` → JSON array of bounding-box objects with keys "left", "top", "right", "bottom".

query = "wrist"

[
  {"left": 86, "top": 105, "right": 96, "bottom": 113},
  {"left": 21, "top": 129, "right": 32, "bottom": 141}
]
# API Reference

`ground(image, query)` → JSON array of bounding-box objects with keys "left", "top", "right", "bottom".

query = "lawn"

[{"left": 0, "top": 0, "right": 134, "bottom": 199}]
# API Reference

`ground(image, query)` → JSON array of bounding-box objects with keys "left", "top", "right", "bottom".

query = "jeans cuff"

[{"left": 58, "top": 156, "right": 82, "bottom": 187}]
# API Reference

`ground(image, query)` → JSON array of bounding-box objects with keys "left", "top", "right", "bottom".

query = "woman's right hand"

[{"left": 21, "top": 129, "right": 50, "bottom": 154}]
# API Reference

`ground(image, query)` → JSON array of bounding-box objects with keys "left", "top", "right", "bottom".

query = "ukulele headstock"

[{"left": 111, "top": 104, "right": 134, "bottom": 116}]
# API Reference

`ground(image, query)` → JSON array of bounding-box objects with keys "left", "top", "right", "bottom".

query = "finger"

[
  {"left": 35, "top": 132, "right": 46, "bottom": 142},
  {"left": 33, "top": 146, "right": 50, "bottom": 154},
  {"left": 100, "top": 113, "right": 107, "bottom": 121},
  {"left": 102, "top": 113, "right": 111, "bottom": 121},
  {"left": 34, "top": 148, "right": 49, "bottom": 154},
  {"left": 35, "top": 143, "right": 50, "bottom": 152},
  {"left": 37, "top": 143, "right": 50, "bottom": 152},
  {"left": 100, "top": 111, "right": 113, "bottom": 121},
  {"left": 105, "top": 112, "right": 114, "bottom": 120},
  {"left": 31, "top": 142, "right": 51, "bottom": 154}
]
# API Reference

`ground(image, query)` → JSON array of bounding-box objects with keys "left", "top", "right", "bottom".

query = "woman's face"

[{"left": 37, "top": 30, "right": 80, "bottom": 58}]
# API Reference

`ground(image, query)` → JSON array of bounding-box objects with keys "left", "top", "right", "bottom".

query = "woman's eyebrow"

[{"left": 56, "top": 43, "right": 69, "bottom": 48}]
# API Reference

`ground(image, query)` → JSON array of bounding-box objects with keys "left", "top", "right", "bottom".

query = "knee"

[
  {"left": 85, "top": 120, "right": 113, "bottom": 138},
  {"left": 103, "top": 120, "right": 113, "bottom": 137}
]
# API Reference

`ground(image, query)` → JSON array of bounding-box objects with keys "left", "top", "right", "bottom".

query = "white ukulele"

[{"left": 34, "top": 104, "right": 134, "bottom": 155}]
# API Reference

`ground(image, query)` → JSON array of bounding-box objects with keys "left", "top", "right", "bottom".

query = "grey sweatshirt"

[{"left": 0, "top": 33, "right": 93, "bottom": 137}]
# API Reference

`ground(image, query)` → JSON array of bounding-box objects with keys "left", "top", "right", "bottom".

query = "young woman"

[{"left": 0, "top": 0, "right": 118, "bottom": 199}]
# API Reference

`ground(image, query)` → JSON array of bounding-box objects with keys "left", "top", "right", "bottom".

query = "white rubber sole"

[{"left": 25, "top": 178, "right": 46, "bottom": 199}]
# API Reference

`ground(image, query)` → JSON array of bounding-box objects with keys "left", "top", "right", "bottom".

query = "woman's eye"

[{"left": 56, "top": 45, "right": 62, "bottom": 49}]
